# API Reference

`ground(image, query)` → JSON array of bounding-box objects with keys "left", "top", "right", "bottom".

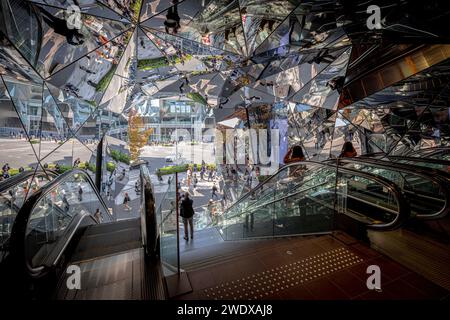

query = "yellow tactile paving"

[{"left": 202, "top": 247, "right": 363, "bottom": 300}]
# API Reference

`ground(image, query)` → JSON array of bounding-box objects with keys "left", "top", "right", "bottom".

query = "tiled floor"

[{"left": 177, "top": 232, "right": 450, "bottom": 300}]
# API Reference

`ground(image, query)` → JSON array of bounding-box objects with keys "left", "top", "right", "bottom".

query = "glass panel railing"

[
  {"left": 219, "top": 161, "right": 409, "bottom": 240},
  {"left": 336, "top": 158, "right": 449, "bottom": 219},
  {"left": 336, "top": 171, "right": 400, "bottom": 225},
  {"left": 157, "top": 174, "right": 178, "bottom": 276},
  {"left": 0, "top": 171, "right": 54, "bottom": 258},
  {"left": 23, "top": 170, "right": 111, "bottom": 270}
]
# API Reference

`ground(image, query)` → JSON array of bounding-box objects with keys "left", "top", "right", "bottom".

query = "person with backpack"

[{"left": 180, "top": 192, "right": 195, "bottom": 240}]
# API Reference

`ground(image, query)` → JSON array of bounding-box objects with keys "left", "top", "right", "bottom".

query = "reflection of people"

[
  {"left": 62, "top": 193, "right": 70, "bottom": 213},
  {"left": 164, "top": 1, "right": 181, "bottom": 34},
  {"left": 339, "top": 141, "right": 357, "bottom": 158},
  {"left": 180, "top": 192, "right": 195, "bottom": 240},
  {"left": 39, "top": 8, "right": 85, "bottom": 45},
  {"left": 283, "top": 145, "right": 305, "bottom": 164}
]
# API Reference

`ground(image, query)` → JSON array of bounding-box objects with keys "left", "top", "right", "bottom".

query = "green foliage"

[
  {"left": 78, "top": 161, "right": 96, "bottom": 172},
  {"left": 106, "top": 161, "right": 116, "bottom": 172},
  {"left": 130, "top": 0, "right": 143, "bottom": 22},
  {"left": 157, "top": 163, "right": 216, "bottom": 176},
  {"left": 157, "top": 164, "right": 188, "bottom": 175},
  {"left": 110, "top": 149, "right": 130, "bottom": 164},
  {"left": 96, "top": 65, "right": 117, "bottom": 92},
  {"left": 86, "top": 100, "right": 97, "bottom": 107},
  {"left": 137, "top": 57, "right": 169, "bottom": 71},
  {"left": 9, "top": 167, "right": 32, "bottom": 176},
  {"left": 47, "top": 163, "right": 72, "bottom": 174},
  {"left": 29, "top": 139, "right": 40, "bottom": 144},
  {"left": 137, "top": 54, "right": 193, "bottom": 71},
  {"left": 187, "top": 92, "right": 208, "bottom": 106}
]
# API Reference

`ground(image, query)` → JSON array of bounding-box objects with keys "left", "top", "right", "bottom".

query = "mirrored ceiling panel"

[
  {"left": 39, "top": 84, "right": 73, "bottom": 160},
  {"left": 289, "top": 47, "right": 351, "bottom": 110},
  {"left": 28, "top": 0, "right": 130, "bottom": 22},
  {"left": 0, "top": 79, "right": 42, "bottom": 174},
  {"left": 25, "top": 4, "right": 132, "bottom": 78},
  {"left": 47, "top": 29, "right": 134, "bottom": 105}
]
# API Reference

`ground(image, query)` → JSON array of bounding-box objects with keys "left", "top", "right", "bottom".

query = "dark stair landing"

[{"left": 71, "top": 218, "right": 141, "bottom": 262}]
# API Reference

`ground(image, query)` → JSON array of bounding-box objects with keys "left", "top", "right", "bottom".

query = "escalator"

[
  {"left": 219, "top": 161, "right": 411, "bottom": 241},
  {"left": 0, "top": 164, "right": 170, "bottom": 300},
  {"left": 0, "top": 168, "right": 147, "bottom": 298},
  {"left": 329, "top": 157, "right": 450, "bottom": 220},
  {"left": 2, "top": 156, "right": 448, "bottom": 299},
  {"left": 0, "top": 170, "right": 56, "bottom": 263},
  {"left": 219, "top": 155, "right": 450, "bottom": 240}
]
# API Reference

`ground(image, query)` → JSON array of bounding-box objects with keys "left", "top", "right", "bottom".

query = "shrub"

[
  {"left": 78, "top": 162, "right": 96, "bottom": 172},
  {"left": 157, "top": 163, "right": 216, "bottom": 176},
  {"left": 95, "top": 65, "right": 117, "bottom": 92},
  {"left": 9, "top": 167, "right": 32, "bottom": 176},
  {"left": 157, "top": 164, "right": 188, "bottom": 176},
  {"left": 110, "top": 149, "right": 130, "bottom": 164},
  {"left": 137, "top": 57, "right": 169, "bottom": 71},
  {"left": 106, "top": 161, "right": 116, "bottom": 172},
  {"left": 53, "top": 164, "right": 72, "bottom": 174}
]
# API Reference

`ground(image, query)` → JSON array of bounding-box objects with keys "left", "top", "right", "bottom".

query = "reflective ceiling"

[{"left": 0, "top": 0, "right": 449, "bottom": 170}]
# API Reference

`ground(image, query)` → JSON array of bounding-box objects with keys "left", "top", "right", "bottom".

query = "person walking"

[
  {"left": 78, "top": 185, "right": 83, "bottom": 202},
  {"left": 211, "top": 183, "right": 219, "bottom": 200},
  {"left": 94, "top": 208, "right": 102, "bottom": 223},
  {"left": 123, "top": 192, "right": 131, "bottom": 211},
  {"left": 180, "top": 192, "right": 195, "bottom": 240},
  {"left": 207, "top": 169, "right": 213, "bottom": 182},
  {"left": 200, "top": 165, "right": 205, "bottom": 180},
  {"left": 193, "top": 174, "right": 198, "bottom": 190}
]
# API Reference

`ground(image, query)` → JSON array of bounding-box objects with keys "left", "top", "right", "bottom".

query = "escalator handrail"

[
  {"left": 362, "top": 148, "right": 450, "bottom": 159},
  {"left": 224, "top": 160, "right": 411, "bottom": 230},
  {"left": 333, "top": 157, "right": 450, "bottom": 219},
  {"left": 0, "top": 169, "right": 57, "bottom": 193},
  {"left": 381, "top": 156, "right": 450, "bottom": 176},
  {"left": 360, "top": 153, "right": 450, "bottom": 168},
  {"left": 10, "top": 169, "right": 111, "bottom": 276},
  {"left": 336, "top": 156, "right": 450, "bottom": 183}
]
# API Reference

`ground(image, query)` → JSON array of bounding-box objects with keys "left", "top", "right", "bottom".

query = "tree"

[{"left": 128, "top": 108, "right": 153, "bottom": 162}]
